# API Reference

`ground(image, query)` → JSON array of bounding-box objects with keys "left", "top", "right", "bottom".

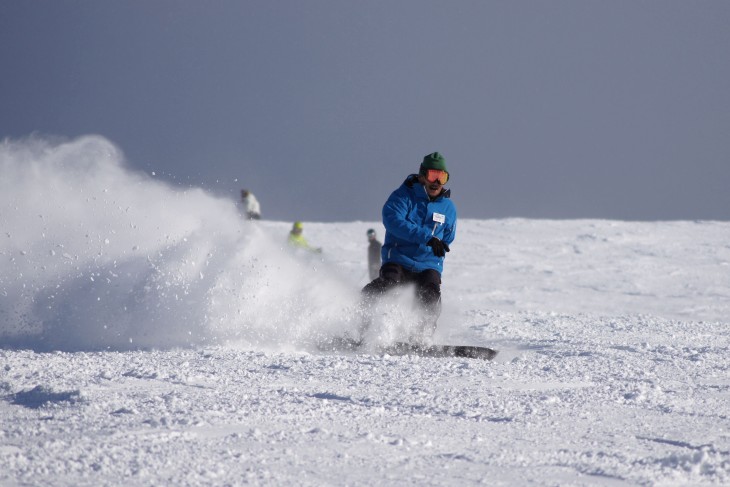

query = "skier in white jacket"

[{"left": 241, "top": 190, "right": 261, "bottom": 220}]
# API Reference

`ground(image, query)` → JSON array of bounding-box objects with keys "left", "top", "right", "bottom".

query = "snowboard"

[
  {"left": 316, "top": 335, "right": 363, "bottom": 352},
  {"left": 382, "top": 341, "right": 498, "bottom": 361},
  {"left": 317, "top": 336, "right": 498, "bottom": 361}
]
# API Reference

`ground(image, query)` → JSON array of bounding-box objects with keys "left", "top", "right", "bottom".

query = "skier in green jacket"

[{"left": 287, "top": 221, "right": 322, "bottom": 253}]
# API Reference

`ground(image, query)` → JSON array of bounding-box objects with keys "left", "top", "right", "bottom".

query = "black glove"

[{"left": 427, "top": 237, "right": 450, "bottom": 257}]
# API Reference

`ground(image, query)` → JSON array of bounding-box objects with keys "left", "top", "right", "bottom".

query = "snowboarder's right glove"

[{"left": 427, "top": 237, "right": 450, "bottom": 257}]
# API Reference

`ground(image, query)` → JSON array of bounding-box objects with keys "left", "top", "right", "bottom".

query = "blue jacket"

[{"left": 381, "top": 175, "right": 457, "bottom": 274}]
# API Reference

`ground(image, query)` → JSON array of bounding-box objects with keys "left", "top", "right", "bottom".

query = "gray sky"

[{"left": 2, "top": 1, "right": 729, "bottom": 222}]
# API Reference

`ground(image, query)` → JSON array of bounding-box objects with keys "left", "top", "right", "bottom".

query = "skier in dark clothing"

[
  {"left": 366, "top": 229, "right": 382, "bottom": 281},
  {"left": 359, "top": 152, "right": 456, "bottom": 344}
]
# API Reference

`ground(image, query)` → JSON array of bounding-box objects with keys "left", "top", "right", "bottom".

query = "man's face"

[{"left": 418, "top": 174, "right": 445, "bottom": 198}]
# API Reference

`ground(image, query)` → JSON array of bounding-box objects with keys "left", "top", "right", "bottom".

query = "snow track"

[{"left": 2, "top": 309, "right": 729, "bottom": 486}]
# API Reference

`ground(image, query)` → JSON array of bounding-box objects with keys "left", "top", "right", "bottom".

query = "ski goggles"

[{"left": 422, "top": 169, "right": 449, "bottom": 185}]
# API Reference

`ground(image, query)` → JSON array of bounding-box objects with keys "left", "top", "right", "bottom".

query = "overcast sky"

[{"left": 2, "top": 1, "right": 729, "bottom": 222}]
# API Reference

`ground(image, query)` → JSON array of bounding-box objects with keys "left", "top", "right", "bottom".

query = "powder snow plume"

[{"left": 0, "top": 135, "right": 358, "bottom": 352}]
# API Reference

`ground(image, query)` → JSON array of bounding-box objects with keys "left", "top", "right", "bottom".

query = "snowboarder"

[
  {"left": 366, "top": 229, "right": 382, "bottom": 281},
  {"left": 287, "top": 221, "right": 322, "bottom": 253},
  {"left": 241, "top": 190, "right": 261, "bottom": 220},
  {"left": 359, "top": 152, "right": 456, "bottom": 343}
]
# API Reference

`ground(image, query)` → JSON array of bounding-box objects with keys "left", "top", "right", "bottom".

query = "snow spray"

[{"left": 0, "top": 136, "right": 357, "bottom": 352}]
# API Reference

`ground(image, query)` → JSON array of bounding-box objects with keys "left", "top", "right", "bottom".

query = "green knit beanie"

[{"left": 420, "top": 152, "right": 448, "bottom": 172}]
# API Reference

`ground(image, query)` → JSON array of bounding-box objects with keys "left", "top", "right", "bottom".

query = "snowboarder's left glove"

[{"left": 427, "top": 237, "right": 450, "bottom": 257}]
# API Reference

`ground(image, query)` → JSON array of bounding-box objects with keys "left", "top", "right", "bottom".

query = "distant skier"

[
  {"left": 366, "top": 228, "right": 382, "bottom": 281},
  {"left": 287, "top": 221, "right": 322, "bottom": 253},
  {"left": 241, "top": 190, "right": 261, "bottom": 220},
  {"left": 359, "top": 152, "right": 456, "bottom": 343}
]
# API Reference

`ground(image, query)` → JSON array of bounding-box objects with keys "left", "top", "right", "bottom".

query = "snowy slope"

[{"left": 1, "top": 136, "right": 730, "bottom": 486}]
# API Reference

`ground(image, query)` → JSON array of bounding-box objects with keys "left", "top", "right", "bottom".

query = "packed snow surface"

[{"left": 1, "top": 136, "right": 729, "bottom": 485}]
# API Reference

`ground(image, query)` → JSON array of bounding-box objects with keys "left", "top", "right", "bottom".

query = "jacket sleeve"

[
  {"left": 442, "top": 215, "right": 456, "bottom": 246},
  {"left": 440, "top": 201, "right": 457, "bottom": 246},
  {"left": 382, "top": 188, "right": 432, "bottom": 244}
]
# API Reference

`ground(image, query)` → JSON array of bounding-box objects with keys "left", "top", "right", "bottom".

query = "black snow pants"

[{"left": 360, "top": 262, "right": 442, "bottom": 340}]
